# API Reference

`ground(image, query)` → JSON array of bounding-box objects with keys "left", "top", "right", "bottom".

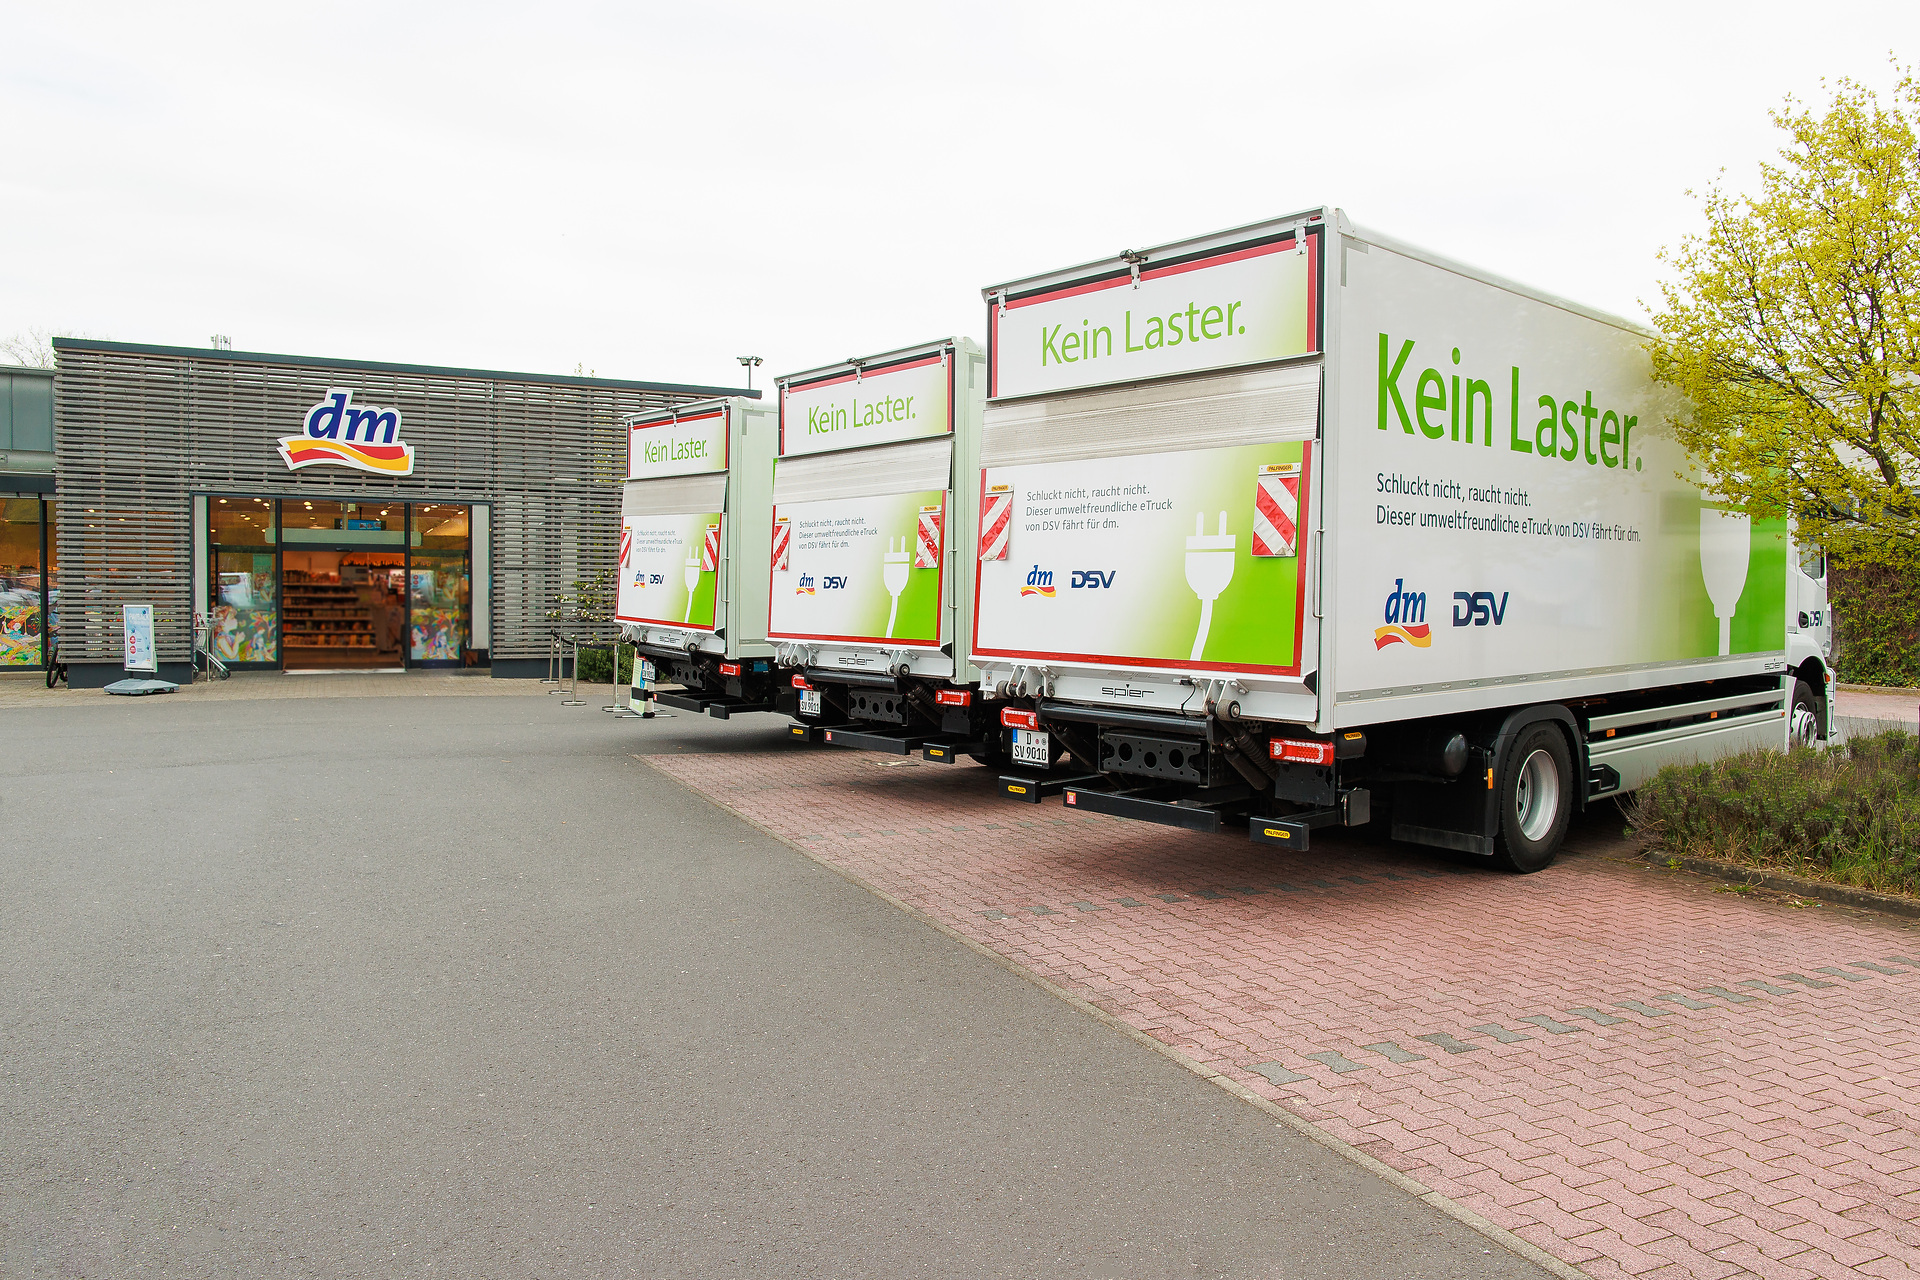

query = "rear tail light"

[
  {"left": 1001, "top": 708, "right": 1039, "bottom": 730},
  {"left": 719, "top": 662, "right": 741, "bottom": 676},
  {"left": 791, "top": 675, "right": 812, "bottom": 690},
  {"left": 1270, "top": 738, "right": 1334, "bottom": 765},
  {"left": 935, "top": 689, "right": 972, "bottom": 707}
]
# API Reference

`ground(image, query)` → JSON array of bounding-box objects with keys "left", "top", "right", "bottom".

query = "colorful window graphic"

[{"left": 0, "top": 498, "right": 46, "bottom": 666}]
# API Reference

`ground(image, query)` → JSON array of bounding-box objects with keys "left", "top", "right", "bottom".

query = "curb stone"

[{"left": 1640, "top": 849, "right": 1920, "bottom": 921}]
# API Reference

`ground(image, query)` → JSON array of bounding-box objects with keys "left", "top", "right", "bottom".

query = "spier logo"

[
  {"left": 278, "top": 388, "right": 415, "bottom": 476},
  {"left": 1374, "top": 578, "right": 1432, "bottom": 649},
  {"left": 1020, "top": 566, "right": 1057, "bottom": 598},
  {"left": 796, "top": 573, "right": 817, "bottom": 596}
]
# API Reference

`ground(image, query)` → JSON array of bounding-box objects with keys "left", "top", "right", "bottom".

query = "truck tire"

[
  {"left": 1492, "top": 723, "right": 1572, "bottom": 873},
  {"left": 1789, "top": 679, "right": 1823, "bottom": 747}
]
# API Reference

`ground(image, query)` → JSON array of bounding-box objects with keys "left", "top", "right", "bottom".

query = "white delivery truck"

[
  {"left": 769, "top": 339, "right": 999, "bottom": 760},
  {"left": 616, "top": 396, "right": 785, "bottom": 718},
  {"left": 973, "top": 208, "right": 1833, "bottom": 871}
]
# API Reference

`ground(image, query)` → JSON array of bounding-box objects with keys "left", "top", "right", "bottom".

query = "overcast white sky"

[{"left": 3, "top": 2, "right": 1915, "bottom": 390}]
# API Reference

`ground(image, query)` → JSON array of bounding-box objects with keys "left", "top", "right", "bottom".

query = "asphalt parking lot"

[{"left": 0, "top": 680, "right": 1549, "bottom": 1279}]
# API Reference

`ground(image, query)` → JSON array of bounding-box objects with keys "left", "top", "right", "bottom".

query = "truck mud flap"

[
  {"left": 921, "top": 740, "right": 984, "bottom": 764},
  {"left": 1390, "top": 747, "right": 1497, "bottom": 857},
  {"left": 1391, "top": 824, "right": 1495, "bottom": 857},
  {"left": 818, "top": 726, "right": 930, "bottom": 754},
  {"left": 1061, "top": 784, "right": 1252, "bottom": 833},
  {"left": 999, "top": 772, "right": 1104, "bottom": 803}
]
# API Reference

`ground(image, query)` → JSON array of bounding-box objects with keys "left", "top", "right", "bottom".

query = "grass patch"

[{"left": 1629, "top": 730, "right": 1920, "bottom": 899}]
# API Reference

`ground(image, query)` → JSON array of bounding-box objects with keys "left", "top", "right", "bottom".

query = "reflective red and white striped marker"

[
  {"left": 980, "top": 485, "right": 1012, "bottom": 561},
  {"left": 1252, "top": 463, "right": 1300, "bottom": 558},
  {"left": 771, "top": 517, "right": 790, "bottom": 572},
  {"left": 916, "top": 505, "right": 943, "bottom": 569}
]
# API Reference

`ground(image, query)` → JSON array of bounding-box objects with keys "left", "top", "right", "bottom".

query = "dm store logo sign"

[
  {"left": 1374, "top": 577, "right": 1432, "bottom": 650},
  {"left": 1020, "top": 566, "right": 1057, "bottom": 598},
  {"left": 278, "top": 389, "right": 416, "bottom": 477}
]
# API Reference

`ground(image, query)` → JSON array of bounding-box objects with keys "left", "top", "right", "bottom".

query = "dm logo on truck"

[
  {"left": 1021, "top": 566, "right": 1057, "bottom": 598},
  {"left": 1374, "top": 578, "right": 1432, "bottom": 649},
  {"left": 279, "top": 389, "right": 416, "bottom": 476}
]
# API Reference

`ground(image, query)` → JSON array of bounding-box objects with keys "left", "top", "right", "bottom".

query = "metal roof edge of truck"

[
  {"left": 774, "top": 336, "right": 984, "bottom": 389},
  {"left": 50, "top": 336, "right": 760, "bottom": 398},
  {"left": 978, "top": 205, "right": 1653, "bottom": 344},
  {"left": 623, "top": 394, "right": 771, "bottom": 427}
]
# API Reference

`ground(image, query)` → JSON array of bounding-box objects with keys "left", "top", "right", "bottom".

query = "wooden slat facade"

[{"left": 53, "top": 340, "right": 739, "bottom": 667}]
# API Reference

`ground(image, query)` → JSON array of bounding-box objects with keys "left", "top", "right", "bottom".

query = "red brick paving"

[{"left": 649, "top": 748, "right": 1920, "bottom": 1279}]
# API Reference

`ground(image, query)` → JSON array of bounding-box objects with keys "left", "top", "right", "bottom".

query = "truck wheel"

[
  {"left": 1493, "top": 723, "right": 1572, "bottom": 873},
  {"left": 1788, "top": 679, "right": 1823, "bottom": 747}
]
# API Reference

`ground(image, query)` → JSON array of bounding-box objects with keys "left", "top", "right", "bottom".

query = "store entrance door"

[
  {"left": 281, "top": 500, "right": 407, "bottom": 670},
  {"left": 203, "top": 497, "right": 480, "bottom": 673}
]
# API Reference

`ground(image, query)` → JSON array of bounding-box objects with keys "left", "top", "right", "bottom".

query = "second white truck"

[{"left": 770, "top": 339, "right": 999, "bottom": 759}]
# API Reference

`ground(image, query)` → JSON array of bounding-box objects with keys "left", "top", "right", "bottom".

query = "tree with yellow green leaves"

[{"left": 1651, "top": 68, "right": 1920, "bottom": 566}]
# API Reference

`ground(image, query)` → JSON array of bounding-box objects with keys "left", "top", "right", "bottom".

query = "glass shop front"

[{"left": 207, "top": 496, "right": 476, "bottom": 670}]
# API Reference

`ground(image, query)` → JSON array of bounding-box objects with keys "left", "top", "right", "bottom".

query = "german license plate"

[
  {"left": 1011, "top": 728, "right": 1050, "bottom": 767},
  {"left": 799, "top": 689, "right": 821, "bottom": 717},
  {"left": 639, "top": 660, "right": 656, "bottom": 682}
]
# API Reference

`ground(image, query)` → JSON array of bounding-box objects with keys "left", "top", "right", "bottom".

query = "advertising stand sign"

[{"left": 122, "top": 604, "right": 156, "bottom": 673}]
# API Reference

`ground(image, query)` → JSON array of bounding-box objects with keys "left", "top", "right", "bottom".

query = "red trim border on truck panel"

[
  {"left": 967, "top": 442, "right": 1315, "bottom": 679},
  {"left": 628, "top": 407, "right": 729, "bottom": 479},
  {"left": 766, "top": 492, "right": 951, "bottom": 650},
  {"left": 986, "top": 229, "right": 1322, "bottom": 400},
  {"left": 616, "top": 511, "right": 725, "bottom": 632},
  {"left": 777, "top": 352, "right": 954, "bottom": 456}
]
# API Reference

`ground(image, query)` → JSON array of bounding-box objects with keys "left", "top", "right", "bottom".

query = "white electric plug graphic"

[
  {"left": 882, "top": 537, "right": 912, "bottom": 639},
  {"left": 1699, "top": 506, "right": 1751, "bottom": 656},
  {"left": 683, "top": 554, "right": 702, "bottom": 624},
  {"left": 1185, "top": 511, "right": 1236, "bottom": 661}
]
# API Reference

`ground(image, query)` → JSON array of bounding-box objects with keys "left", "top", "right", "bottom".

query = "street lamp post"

[{"left": 737, "top": 355, "right": 763, "bottom": 391}]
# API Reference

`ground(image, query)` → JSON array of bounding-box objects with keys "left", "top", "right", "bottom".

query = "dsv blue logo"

[
  {"left": 1070, "top": 570, "right": 1117, "bottom": 588},
  {"left": 1452, "top": 591, "right": 1511, "bottom": 626}
]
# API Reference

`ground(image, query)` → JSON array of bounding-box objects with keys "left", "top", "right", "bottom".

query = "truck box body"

[
  {"left": 770, "top": 339, "right": 996, "bottom": 753},
  {"left": 618, "top": 397, "right": 780, "bottom": 713},
  {"left": 974, "top": 208, "right": 1831, "bottom": 862}
]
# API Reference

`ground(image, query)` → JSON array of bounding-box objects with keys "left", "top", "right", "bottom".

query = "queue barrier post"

[{"left": 560, "top": 636, "right": 585, "bottom": 705}]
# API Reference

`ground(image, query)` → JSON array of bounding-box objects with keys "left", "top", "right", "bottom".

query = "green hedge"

[
  {"left": 1630, "top": 730, "right": 1920, "bottom": 897},
  {"left": 1830, "top": 557, "right": 1920, "bottom": 686},
  {"left": 572, "top": 643, "right": 634, "bottom": 685}
]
